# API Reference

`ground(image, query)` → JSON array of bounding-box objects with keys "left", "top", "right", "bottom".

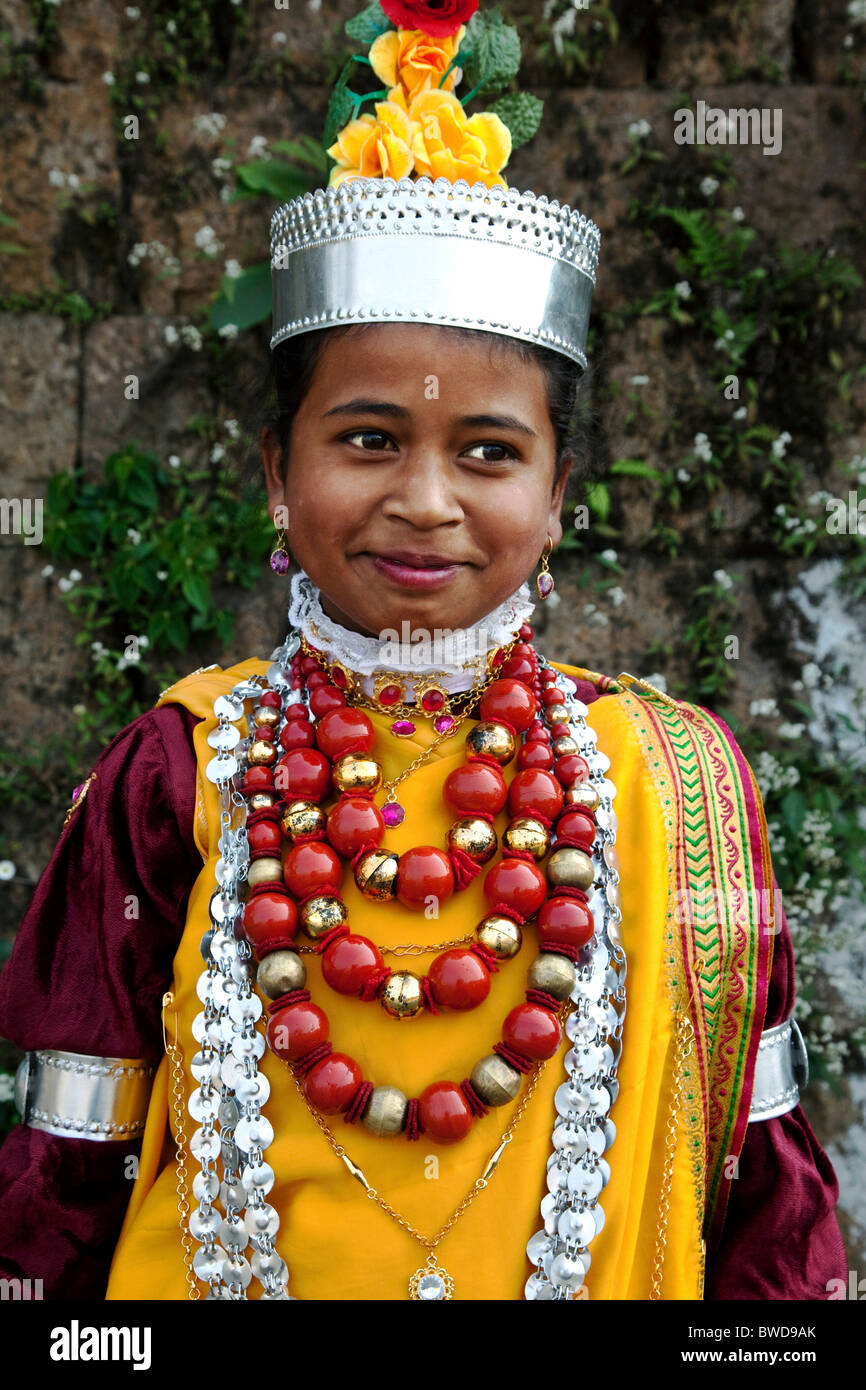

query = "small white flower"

[
  {"left": 627, "top": 118, "right": 652, "bottom": 139},
  {"left": 41, "top": 564, "right": 54, "bottom": 577},
  {"left": 138, "top": 634, "right": 150, "bottom": 649},
  {"left": 218, "top": 322, "right": 239, "bottom": 339},
  {"left": 164, "top": 324, "right": 179, "bottom": 346},
  {"left": 724, "top": 329, "right": 734, "bottom": 340},
  {"left": 271, "top": 31, "right": 288, "bottom": 45},
  {"left": 248, "top": 135, "right": 270, "bottom": 158},
  {"left": 168, "top": 455, "right": 181, "bottom": 469},
  {"left": 220, "top": 185, "right": 233, "bottom": 204},
  {"left": 68, "top": 568, "right": 82, "bottom": 582},
  {"left": 778, "top": 722, "right": 805, "bottom": 739},
  {"left": 116, "top": 656, "right": 128, "bottom": 671},
  {"left": 125, "top": 5, "right": 141, "bottom": 18},
  {"left": 630, "top": 374, "right": 649, "bottom": 386},
  {"left": 749, "top": 698, "right": 778, "bottom": 717},
  {"left": 58, "top": 577, "right": 73, "bottom": 592},
  {"left": 48, "top": 168, "right": 66, "bottom": 187},
  {"left": 732, "top": 405, "right": 747, "bottom": 420},
  {"left": 847, "top": 0, "right": 866, "bottom": 23},
  {"left": 212, "top": 156, "right": 232, "bottom": 178},
  {"left": 224, "top": 259, "right": 242, "bottom": 279},
  {"left": 676, "top": 468, "right": 691, "bottom": 483},
  {"left": 607, "top": 585, "right": 627, "bottom": 607},
  {"left": 700, "top": 175, "right": 719, "bottom": 197},
  {"left": 135, "top": 70, "right": 151, "bottom": 84},
  {"left": 843, "top": 32, "right": 854, "bottom": 46},
  {"left": 127, "top": 527, "right": 142, "bottom": 545},
  {"left": 193, "top": 113, "right": 227, "bottom": 138},
  {"left": 157, "top": 569, "right": 168, "bottom": 580},
  {"left": 802, "top": 661, "right": 820, "bottom": 687},
  {"left": 166, "top": 18, "right": 177, "bottom": 35},
  {"left": 102, "top": 71, "right": 116, "bottom": 86},
  {"left": 713, "top": 568, "right": 734, "bottom": 591},
  {"left": 674, "top": 280, "right": 691, "bottom": 299},
  {"left": 693, "top": 432, "right": 713, "bottom": 463},
  {"left": 599, "top": 548, "right": 618, "bottom": 564},
  {"left": 224, "top": 418, "right": 240, "bottom": 438},
  {"left": 72, "top": 703, "right": 86, "bottom": 717},
  {"left": 731, "top": 206, "right": 745, "bottom": 221},
  {"left": 0, "top": 861, "right": 16, "bottom": 882},
  {"left": 211, "top": 443, "right": 226, "bottom": 463},
  {"left": 179, "top": 324, "right": 202, "bottom": 351}
]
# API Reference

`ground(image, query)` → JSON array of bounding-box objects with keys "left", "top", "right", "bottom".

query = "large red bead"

[
  {"left": 503, "top": 1003, "right": 562, "bottom": 1060},
  {"left": 243, "top": 765, "right": 274, "bottom": 789},
  {"left": 283, "top": 841, "right": 342, "bottom": 898},
  {"left": 303, "top": 1053, "right": 362, "bottom": 1114},
  {"left": 443, "top": 762, "right": 507, "bottom": 816},
  {"left": 556, "top": 809, "right": 596, "bottom": 851},
  {"left": 279, "top": 720, "right": 316, "bottom": 751},
  {"left": 517, "top": 741, "right": 555, "bottom": 772},
  {"left": 507, "top": 768, "right": 564, "bottom": 821},
  {"left": 275, "top": 748, "right": 332, "bottom": 803},
  {"left": 554, "top": 754, "right": 590, "bottom": 787},
  {"left": 309, "top": 686, "right": 346, "bottom": 718},
  {"left": 396, "top": 846, "right": 455, "bottom": 910},
  {"left": 315, "top": 706, "right": 375, "bottom": 760},
  {"left": 322, "top": 934, "right": 384, "bottom": 995},
  {"left": 418, "top": 1081, "right": 474, "bottom": 1144},
  {"left": 500, "top": 654, "right": 535, "bottom": 683},
  {"left": 541, "top": 686, "right": 565, "bottom": 707},
  {"left": 537, "top": 895, "right": 594, "bottom": 949},
  {"left": 300, "top": 656, "right": 321, "bottom": 675},
  {"left": 478, "top": 678, "right": 537, "bottom": 733},
  {"left": 483, "top": 859, "right": 547, "bottom": 918},
  {"left": 267, "top": 1001, "right": 328, "bottom": 1061},
  {"left": 248, "top": 820, "right": 282, "bottom": 854},
  {"left": 242, "top": 891, "right": 298, "bottom": 949},
  {"left": 427, "top": 949, "right": 490, "bottom": 1010},
  {"left": 525, "top": 720, "right": 550, "bottom": 742},
  {"left": 283, "top": 705, "right": 310, "bottom": 722},
  {"left": 327, "top": 796, "right": 385, "bottom": 858}
]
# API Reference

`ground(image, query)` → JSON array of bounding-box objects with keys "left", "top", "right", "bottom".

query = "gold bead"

[
  {"left": 279, "top": 799, "right": 327, "bottom": 841},
  {"left": 246, "top": 856, "right": 283, "bottom": 888},
  {"left": 465, "top": 721, "right": 516, "bottom": 765},
  {"left": 248, "top": 737, "right": 278, "bottom": 766},
  {"left": 332, "top": 753, "right": 383, "bottom": 794},
  {"left": 300, "top": 894, "right": 348, "bottom": 939},
  {"left": 256, "top": 950, "right": 306, "bottom": 998},
  {"left": 545, "top": 705, "right": 571, "bottom": 728},
  {"left": 447, "top": 816, "right": 498, "bottom": 864},
  {"left": 248, "top": 791, "right": 279, "bottom": 812},
  {"left": 361, "top": 1085, "right": 408, "bottom": 1136},
  {"left": 475, "top": 915, "right": 523, "bottom": 959},
  {"left": 470, "top": 1053, "right": 522, "bottom": 1106},
  {"left": 503, "top": 816, "right": 550, "bottom": 861},
  {"left": 528, "top": 952, "right": 577, "bottom": 999},
  {"left": 253, "top": 705, "right": 280, "bottom": 730},
  {"left": 564, "top": 783, "right": 600, "bottom": 813},
  {"left": 380, "top": 971, "right": 423, "bottom": 1018},
  {"left": 553, "top": 735, "right": 579, "bottom": 756},
  {"left": 547, "top": 847, "right": 594, "bottom": 892},
  {"left": 354, "top": 850, "right": 399, "bottom": 901}
]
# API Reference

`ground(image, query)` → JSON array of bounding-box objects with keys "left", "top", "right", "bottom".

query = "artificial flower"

[
  {"left": 327, "top": 98, "right": 415, "bottom": 186},
  {"left": 369, "top": 24, "right": 466, "bottom": 101},
  {"left": 380, "top": 0, "right": 477, "bottom": 39},
  {"left": 400, "top": 87, "right": 511, "bottom": 188}
]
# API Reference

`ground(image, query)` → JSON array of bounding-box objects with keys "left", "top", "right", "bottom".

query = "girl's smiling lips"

[{"left": 360, "top": 549, "right": 467, "bottom": 590}]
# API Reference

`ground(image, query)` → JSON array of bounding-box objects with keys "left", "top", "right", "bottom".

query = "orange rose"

[
  {"left": 326, "top": 98, "right": 415, "bottom": 187},
  {"left": 369, "top": 25, "right": 466, "bottom": 102},
  {"left": 402, "top": 88, "right": 512, "bottom": 189}
]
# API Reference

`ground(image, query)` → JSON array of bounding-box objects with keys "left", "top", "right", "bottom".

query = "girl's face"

[{"left": 262, "top": 323, "right": 571, "bottom": 639}]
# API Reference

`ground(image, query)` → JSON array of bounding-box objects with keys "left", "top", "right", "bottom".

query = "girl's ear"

[
  {"left": 547, "top": 449, "right": 574, "bottom": 544},
  {"left": 261, "top": 426, "right": 286, "bottom": 516}
]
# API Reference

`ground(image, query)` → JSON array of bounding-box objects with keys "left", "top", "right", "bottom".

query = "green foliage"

[
  {"left": 345, "top": 2, "right": 392, "bottom": 42},
  {"left": 461, "top": 7, "right": 522, "bottom": 97},
  {"left": 490, "top": 92, "right": 543, "bottom": 149}
]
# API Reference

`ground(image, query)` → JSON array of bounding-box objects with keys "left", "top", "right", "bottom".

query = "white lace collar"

[{"left": 285, "top": 569, "right": 535, "bottom": 700}]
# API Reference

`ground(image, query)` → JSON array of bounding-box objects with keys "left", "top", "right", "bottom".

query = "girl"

[{"left": 0, "top": 0, "right": 845, "bottom": 1301}]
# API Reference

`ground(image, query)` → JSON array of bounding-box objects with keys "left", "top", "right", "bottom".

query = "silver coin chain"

[{"left": 183, "top": 636, "right": 625, "bottom": 1300}]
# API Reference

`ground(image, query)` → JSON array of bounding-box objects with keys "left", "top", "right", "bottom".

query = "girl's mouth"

[{"left": 362, "top": 552, "right": 463, "bottom": 590}]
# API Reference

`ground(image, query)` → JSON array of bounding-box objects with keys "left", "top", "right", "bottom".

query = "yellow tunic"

[{"left": 106, "top": 659, "right": 706, "bottom": 1301}]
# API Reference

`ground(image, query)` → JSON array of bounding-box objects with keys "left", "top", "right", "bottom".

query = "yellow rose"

[
  {"left": 369, "top": 25, "right": 466, "bottom": 102},
  {"left": 406, "top": 88, "right": 512, "bottom": 189},
  {"left": 326, "top": 98, "right": 415, "bottom": 187}
]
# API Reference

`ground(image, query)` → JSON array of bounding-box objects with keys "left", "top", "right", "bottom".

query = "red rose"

[{"left": 380, "top": 1, "right": 478, "bottom": 39}]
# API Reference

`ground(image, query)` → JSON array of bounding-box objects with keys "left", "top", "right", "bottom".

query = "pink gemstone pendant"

[
  {"left": 536, "top": 571, "right": 554, "bottom": 600},
  {"left": 270, "top": 551, "right": 290, "bottom": 575},
  {"left": 433, "top": 715, "right": 455, "bottom": 734},
  {"left": 391, "top": 719, "right": 416, "bottom": 736},
  {"left": 382, "top": 803, "right": 405, "bottom": 827}
]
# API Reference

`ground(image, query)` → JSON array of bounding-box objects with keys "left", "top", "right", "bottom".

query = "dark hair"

[{"left": 243, "top": 323, "right": 596, "bottom": 500}]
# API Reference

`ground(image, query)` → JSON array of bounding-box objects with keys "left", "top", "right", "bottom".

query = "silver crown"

[{"left": 270, "top": 176, "right": 601, "bottom": 368}]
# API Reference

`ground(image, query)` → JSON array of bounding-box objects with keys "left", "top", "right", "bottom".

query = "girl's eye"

[
  {"left": 463, "top": 442, "right": 517, "bottom": 463},
  {"left": 342, "top": 430, "right": 395, "bottom": 451}
]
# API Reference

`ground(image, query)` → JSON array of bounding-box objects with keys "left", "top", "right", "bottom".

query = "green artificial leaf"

[
  {"left": 323, "top": 57, "right": 359, "bottom": 150},
  {"left": 610, "top": 458, "right": 662, "bottom": 480},
  {"left": 462, "top": 9, "right": 521, "bottom": 96},
  {"left": 489, "top": 92, "right": 543, "bottom": 149},
  {"left": 235, "top": 161, "right": 315, "bottom": 202},
  {"left": 209, "top": 262, "right": 272, "bottom": 333},
  {"left": 345, "top": 2, "right": 392, "bottom": 43}
]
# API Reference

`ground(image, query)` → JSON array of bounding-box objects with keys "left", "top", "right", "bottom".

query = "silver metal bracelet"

[
  {"left": 748, "top": 1018, "right": 808, "bottom": 1122},
  {"left": 14, "top": 1049, "right": 157, "bottom": 1141}
]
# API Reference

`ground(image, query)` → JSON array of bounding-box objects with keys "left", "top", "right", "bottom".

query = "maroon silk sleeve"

[
  {"left": 0, "top": 702, "right": 202, "bottom": 1299},
  {"left": 705, "top": 900, "right": 848, "bottom": 1300}
]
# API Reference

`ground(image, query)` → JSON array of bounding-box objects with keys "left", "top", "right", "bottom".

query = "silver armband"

[
  {"left": 13, "top": 1049, "right": 157, "bottom": 1141},
  {"left": 748, "top": 1018, "right": 809, "bottom": 1122}
]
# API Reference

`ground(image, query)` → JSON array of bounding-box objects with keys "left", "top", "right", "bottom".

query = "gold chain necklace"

[{"left": 291, "top": 1022, "right": 558, "bottom": 1300}]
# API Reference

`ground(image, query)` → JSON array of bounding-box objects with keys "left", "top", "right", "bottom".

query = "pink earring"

[{"left": 536, "top": 534, "right": 555, "bottom": 600}]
